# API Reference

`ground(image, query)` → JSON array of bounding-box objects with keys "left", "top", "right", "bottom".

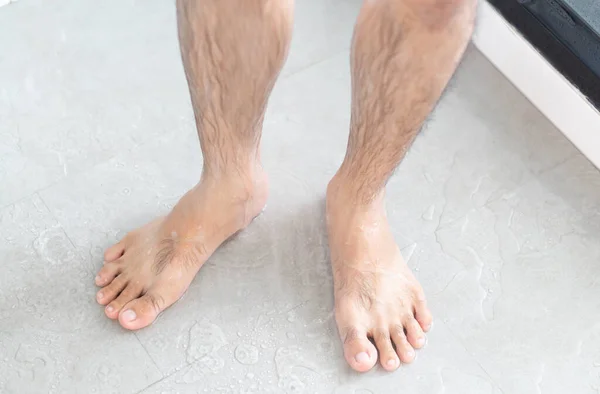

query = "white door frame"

[{"left": 473, "top": 1, "right": 600, "bottom": 169}]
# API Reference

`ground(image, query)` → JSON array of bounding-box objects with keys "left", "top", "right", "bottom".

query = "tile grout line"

[
  {"left": 281, "top": 46, "right": 350, "bottom": 80},
  {"left": 134, "top": 334, "right": 166, "bottom": 390},
  {"left": 35, "top": 192, "right": 72, "bottom": 244},
  {"left": 132, "top": 372, "right": 167, "bottom": 394},
  {"left": 0, "top": 145, "right": 137, "bottom": 212},
  {"left": 439, "top": 319, "right": 507, "bottom": 393},
  {"left": 534, "top": 150, "right": 581, "bottom": 178},
  {"left": 132, "top": 357, "right": 198, "bottom": 394},
  {"left": 31, "top": 136, "right": 140, "bottom": 198},
  {"left": 134, "top": 333, "right": 242, "bottom": 394},
  {"left": 34, "top": 191, "right": 100, "bottom": 277}
]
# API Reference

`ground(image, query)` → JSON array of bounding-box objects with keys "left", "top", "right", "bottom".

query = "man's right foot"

[{"left": 94, "top": 168, "right": 268, "bottom": 330}]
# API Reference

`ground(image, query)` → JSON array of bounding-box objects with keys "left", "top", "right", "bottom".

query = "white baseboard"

[{"left": 473, "top": 1, "right": 600, "bottom": 170}]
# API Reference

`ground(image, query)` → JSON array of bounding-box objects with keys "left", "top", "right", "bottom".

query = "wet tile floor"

[{"left": 1, "top": 0, "right": 600, "bottom": 393}]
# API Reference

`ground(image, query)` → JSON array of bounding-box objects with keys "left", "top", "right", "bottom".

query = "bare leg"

[
  {"left": 327, "top": 0, "right": 477, "bottom": 372},
  {"left": 95, "top": 0, "right": 293, "bottom": 330}
]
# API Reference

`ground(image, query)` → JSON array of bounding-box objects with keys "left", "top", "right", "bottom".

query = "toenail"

[
  {"left": 417, "top": 337, "right": 425, "bottom": 346},
  {"left": 97, "top": 292, "right": 103, "bottom": 299},
  {"left": 355, "top": 352, "right": 370, "bottom": 364},
  {"left": 106, "top": 305, "right": 114, "bottom": 313},
  {"left": 406, "top": 349, "right": 415, "bottom": 358},
  {"left": 122, "top": 310, "right": 136, "bottom": 322},
  {"left": 387, "top": 359, "right": 397, "bottom": 368},
  {"left": 95, "top": 275, "right": 101, "bottom": 282}
]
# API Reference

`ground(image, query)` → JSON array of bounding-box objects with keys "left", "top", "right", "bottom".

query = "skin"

[
  {"left": 95, "top": 0, "right": 476, "bottom": 372},
  {"left": 328, "top": 0, "right": 477, "bottom": 371}
]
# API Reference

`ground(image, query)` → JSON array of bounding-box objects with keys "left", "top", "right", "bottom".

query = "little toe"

[
  {"left": 104, "top": 241, "right": 126, "bottom": 262},
  {"left": 405, "top": 317, "right": 426, "bottom": 349},
  {"left": 414, "top": 299, "right": 433, "bottom": 332},
  {"left": 96, "top": 275, "right": 127, "bottom": 305},
  {"left": 341, "top": 327, "right": 378, "bottom": 372},
  {"left": 105, "top": 283, "right": 142, "bottom": 319},
  {"left": 95, "top": 260, "right": 122, "bottom": 286},
  {"left": 373, "top": 329, "right": 399, "bottom": 371},
  {"left": 119, "top": 292, "right": 167, "bottom": 330},
  {"left": 391, "top": 324, "right": 416, "bottom": 364}
]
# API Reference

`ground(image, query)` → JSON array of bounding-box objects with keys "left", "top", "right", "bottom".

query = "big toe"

[
  {"left": 341, "top": 327, "right": 378, "bottom": 372},
  {"left": 119, "top": 292, "right": 166, "bottom": 330}
]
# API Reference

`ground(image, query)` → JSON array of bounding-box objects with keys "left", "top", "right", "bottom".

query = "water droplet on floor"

[
  {"left": 234, "top": 344, "right": 259, "bottom": 365},
  {"left": 198, "top": 354, "right": 225, "bottom": 373},
  {"left": 278, "top": 374, "right": 306, "bottom": 393},
  {"left": 186, "top": 321, "right": 227, "bottom": 363}
]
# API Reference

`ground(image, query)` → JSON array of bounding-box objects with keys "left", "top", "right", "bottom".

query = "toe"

[
  {"left": 391, "top": 324, "right": 416, "bottom": 364},
  {"left": 404, "top": 317, "right": 427, "bottom": 349},
  {"left": 105, "top": 283, "right": 142, "bottom": 319},
  {"left": 340, "top": 327, "right": 378, "bottom": 372},
  {"left": 95, "top": 260, "right": 122, "bottom": 286},
  {"left": 96, "top": 275, "right": 127, "bottom": 305},
  {"left": 104, "top": 240, "right": 126, "bottom": 262},
  {"left": 118, "top": 291, "right": 167, "bottom": 330},
  {"left": 414, "top": 296, "right": 433, "bottom": 332},
  {"left": 373, "top": 329, "right": 399, "bottom": 371}
]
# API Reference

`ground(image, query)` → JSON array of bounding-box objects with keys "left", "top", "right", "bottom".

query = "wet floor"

[{"left": 1, "top": 0, "right": 600, "bottom": 393}]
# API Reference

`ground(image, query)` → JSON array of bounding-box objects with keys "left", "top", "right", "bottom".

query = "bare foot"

[
  {"left": 95, "top": 168, "right": 268, "bottom": 330},
  {"left": 326, "top": 179, "right": 433, "bottom": 372}
]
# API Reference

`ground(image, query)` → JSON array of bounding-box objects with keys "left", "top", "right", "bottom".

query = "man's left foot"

[{"left": 327, "top": 179, "right": 433, "bottom": 372}]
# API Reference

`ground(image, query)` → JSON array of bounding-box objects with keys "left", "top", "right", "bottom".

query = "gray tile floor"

[{"left": 1, "top": 0, "right": 600, "bottom": 393}]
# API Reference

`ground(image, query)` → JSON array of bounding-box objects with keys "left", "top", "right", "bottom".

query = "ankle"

[
  {"left": 202, "top": 149, "right": 262, "bottom": 177},
  {"left": 198, "top": 163, "right": 268, "bottom": 222},
  {"left": 202, "top": 158, "right": 266, "bottom": 188},
  {"left": 326, "top": 173, "right": 385, "bottom": 217}
]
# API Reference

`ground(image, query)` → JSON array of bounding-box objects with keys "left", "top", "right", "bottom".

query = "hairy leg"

[
  {"left": 327, "top": 0, "right": 477, "bottom": 372},
  {"left": 95, "top": 0, "right": 293, "bottom": 330}
]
